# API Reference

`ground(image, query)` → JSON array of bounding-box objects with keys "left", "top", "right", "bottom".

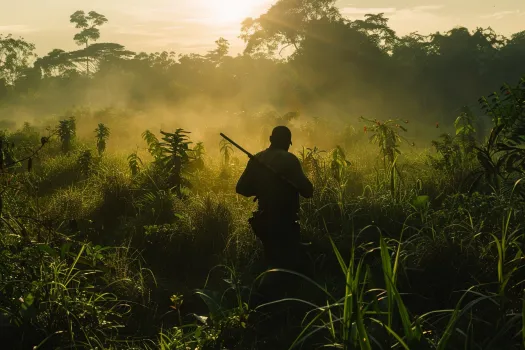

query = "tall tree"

[
  {"left": 70, "top": 43, "right": 134, "bottom": 72},
  {"left": 69, "top": 10, "right": 108, "bottom": 75},
  {"left": 350, "top": 13, "right": 398, "bottom": 53},
  {"left": 206, "top": 38, "right": 230, "bottom": 66},
  {"left": 34, "top": 49, "right": 75, "bottom": 77},
  {"left": 0, "top": 34, "right": 36, "bottom": 85},
  {"left": 241, "top": 0, "right": 340, "bottom": 55}
]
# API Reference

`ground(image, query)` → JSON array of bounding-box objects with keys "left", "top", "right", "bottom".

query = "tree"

[
  {"left": 139, "top": 51, "right": 178, "bottom": 71},
  {"left": 34, "top": 49, "right": 75, "bottom": 77},
  {"left": 69, "top": 10, "right": 108, "bottom": 75},
  {"left": 350, "top": 13, "right": 398, "bottom": 53},
  {"left": 289, "top": 17, "right": 386, "bottom": 111},
  {"left": 0, "top": 34, "right": 36, "bottom": 84},
  {"left": 240, "top": 0, "right": 340, "bottom": 55},
  {"left": 500, "top": 31, "right": 525, "bottom": 83},
  {"left": 70, "top": 43, "right": 135, "bottom": 73},
  {"left": 206, "top": 38, "right": 230, "bottom": 66},
  {"left": 0, "top": 78, "right": 7, "bottom": 99}
]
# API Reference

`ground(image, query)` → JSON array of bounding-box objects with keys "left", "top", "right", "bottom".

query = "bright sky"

[{"left": 1, "top": 0, "right": 524, "bottom": 56}]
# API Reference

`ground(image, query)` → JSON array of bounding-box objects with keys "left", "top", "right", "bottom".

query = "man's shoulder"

[
  {"left": 281, "top": 150, "right": 300, "bottom": 163},
  {"left": 257, "top": 149, "right": 299, "bottom": 162}
]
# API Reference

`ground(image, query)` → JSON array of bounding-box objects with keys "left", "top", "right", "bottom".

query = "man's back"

[{"left": 236, "top": 147, "right": 313, "bottom": 220}]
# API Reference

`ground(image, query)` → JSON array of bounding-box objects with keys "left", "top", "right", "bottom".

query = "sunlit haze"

[
  {"left": 1, "top": 0, "right": 524, "bottom": 56},
  {"left": 2, "top": 1, "right": 525, "bottom": 347},
  {"left": 200, "top": 0, "right": 271, "bottom": 24}
]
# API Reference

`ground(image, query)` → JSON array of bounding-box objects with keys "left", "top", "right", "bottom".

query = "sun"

[{"left": 204, "top": 0, "right": 269, "bottom": 24}]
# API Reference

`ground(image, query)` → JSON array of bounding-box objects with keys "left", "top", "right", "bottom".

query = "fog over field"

[{"left": 1, "top": 1, "right": 525, "bottom": 349}]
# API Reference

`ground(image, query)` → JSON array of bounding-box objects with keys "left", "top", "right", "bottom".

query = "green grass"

[{"left": 1, "top": 109, "right": 525, "bottom": 349}]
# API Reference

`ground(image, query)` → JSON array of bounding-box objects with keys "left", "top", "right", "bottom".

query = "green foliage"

[
  {"left": 0, "top": 135, "right": 17, "bottom": 170},
  {"left": 95, "top": 123, "right": 110, "bottom": 156},
  {"left": 192, "top": 142, "right": 206, "bottom": 171},
  {"left": 69, "top": 10, "right": 108, "bottom": 74},
  {"left": 429, "top": 133, "right": 462, "bottom": 173},
  {"left": 70, "top": 11, "right": 108, "bottom": 46},
  {"left": 219, "top": 139, "right": 234, "bottom": 167},
  {"left": 77, "top": 149, "right": 93, "bottom": 176},
  {"left": 479, "top": 77, "right": 525, "bottom": 131},
  {"left": 127, "top": 151, "right": 142, "bottom": 176},
  {"left": 0, "top": 34, "right": 36, "bottom": 84},
  {"left": 299, "top": 146, "right": 325, "bottom": 175},
  {"left": 1, "top": 6, "right": 525, "bottom": 129},
  {"left": 0, "top": 123, "right": 51, "bottom": 176},
  {"left": 1, "top": 109, "right": 525, "bottom": 348},
  {"left": 454, "top": 106, "right": 477, "bottom": 153},
  {"left": 3, "top": 7, "right": 525, "bottom": 348},
  {"left": 57, "top": 117, "right": 76, "bottom": 154},
  {"left": 330, "top": 145, "right": 351, "bottom": 182},
  {"left": 206, "top": 37, "right": 230, "bottom": 66},
  {"left": 142, "top": 129, "right": 193, "bottom": 195},
  {"left": 470, "top": 78, "right": 525, "bottom": 194},
  {"left": 142, "top": 130, "right": 161, "bottom": 160},
  {"left": 428, "top": 108, "right": 478, "bottom": 189},
  {"left": 0, "top": 240, "right": 130, "bottom": 348},
  {"left": 136, "top": 189, "right": 176, "bottom": 224},
  {"left": 361, "top": 117, "right": 411, "bottom": 166},
  {"left": 241, "top": 0, "right": 341, "bottom": 55},
  {"left": 34, "top": 49, "right": 75, "bottom": 77},
  {"left": 158, "top": 266, "right": 251, "bottom": 349}
]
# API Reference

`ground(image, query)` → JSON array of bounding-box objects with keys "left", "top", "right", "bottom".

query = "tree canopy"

[{"left": 0, "top": 5, "right": 524, "bottom": 125}]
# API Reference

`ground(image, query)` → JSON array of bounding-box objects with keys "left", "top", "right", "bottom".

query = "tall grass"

[{"left": 1, "top": 106, "right": 525, "bottom": 349}]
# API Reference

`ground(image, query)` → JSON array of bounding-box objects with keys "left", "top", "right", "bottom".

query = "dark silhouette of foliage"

[
  {"left": 330, "top": 145, "right": 350, "bottom": 182},
  {"left": 34, "top": 49, "right": 75, "bottom": 77},
  {"left": 95, "top": 123, "right": 110, "bottom": 156},
  {"left": 192, "top": 142, "right": 206, "bottom": 171},
  {"left": 470, "top": 77, "right": 525, "bottom": 194},
  {"left": 0, "top": 6, "right": 523, "bottom": 125},
  {"left": 77, "top": 149, "right": 93, "bottom": 176},
  {"left": 4, "top": 5, "right": 525, "bottom": 350},
  {"left": 430, "top": 134, "right": 462, "bottom": 174},
  {"left": 142, "top": 129, "right": 193, "bottom": 196},
  {"left": 57, "top": 117, "right": 76, "bottom": 154},
  {"left": 69, "top": 10, "right": 108, "bottom": 75},
  {"left": 219, "top": 139, "right": 234, "bottom": 167},
  {"left": 0, "top": 136, "right": 16, "bottom": 170},
  {"left": 241, "top": 0, "right": 341, "bottom": 55},
  {"left": 0, "top": 34, "right": 36, "bottom": 84},
  {"left": 127, "top": 151, "right": 142, "bottom": 176}
]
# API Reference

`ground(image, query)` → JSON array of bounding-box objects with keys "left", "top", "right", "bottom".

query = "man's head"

[{"left": 270, "top": 126, "right": 292, "bottom": 151}]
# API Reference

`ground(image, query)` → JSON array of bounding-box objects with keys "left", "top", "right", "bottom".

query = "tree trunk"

[{"left": 86, "top": 42, "right": 90, "bottom": 76}]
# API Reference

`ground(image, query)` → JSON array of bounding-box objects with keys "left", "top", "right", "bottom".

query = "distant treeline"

[{"left": 1, "top": 0, "right": 525, "bottom": 124}]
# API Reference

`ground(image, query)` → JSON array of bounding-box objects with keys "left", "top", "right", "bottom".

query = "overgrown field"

[{"left": 1, "top": 77, "right": 525, "bottom": 350}]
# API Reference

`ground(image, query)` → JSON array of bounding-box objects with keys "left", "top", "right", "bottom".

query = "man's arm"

[
  {"left": 288, "top": 155, "right": 314, "bottom": 198},
  {"left": 236, "top": 158, "right": 257, "bottom": 197}
]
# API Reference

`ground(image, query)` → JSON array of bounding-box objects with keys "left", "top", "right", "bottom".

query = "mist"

[{"left": 3, "top": 5, "right": 524, "bottom": 158}]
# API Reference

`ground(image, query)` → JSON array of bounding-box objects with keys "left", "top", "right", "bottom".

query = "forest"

[{"left": 1, "top": 0, "right": 525, "bottom": 348}]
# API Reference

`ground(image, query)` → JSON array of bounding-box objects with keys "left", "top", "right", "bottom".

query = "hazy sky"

[{"left": 1, "top": 0, "right": 524, "bottom": 56}]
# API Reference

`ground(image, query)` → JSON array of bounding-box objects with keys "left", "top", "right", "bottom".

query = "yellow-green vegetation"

[
  {"left": 0, "top": 77, "right": 524, "bottom": 349},
  {"left": 2, "top": 1, "right": 525, "bottom": 348}
]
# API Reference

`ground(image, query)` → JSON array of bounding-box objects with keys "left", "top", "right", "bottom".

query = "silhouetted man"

[{"left": 236, "top": 126, "right": 314, "bottom": 272}]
